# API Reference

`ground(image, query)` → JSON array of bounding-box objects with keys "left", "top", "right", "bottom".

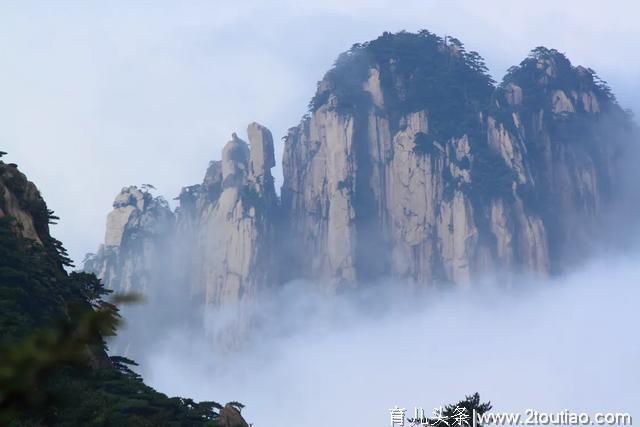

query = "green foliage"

[
  {"left": 458, "top": 156, "right": 471, "bottom": 170},
  {"left": 413, "top": 132, "right": 439, "bottom": 156},
  {"left": 306, "top": 30, "right": 523, "bottom": 217},
  {"left": 241, "top": 186, "right": 260, "bottom": 216},
  {"left": 492, "top": 45, "right": 635, "bottom": 223},
  {"left": 175, "top": 184, "right": 202, "bottom": 213},
  {"left": 442, "top": 162, "right": 459, "bottom": 202},
  {"left": 500, "top": 47, "right": 616, "bottom": 114},
  {"left": 429, "top": 393, "right": 492, "bottom": 426},
  {"left": 227, "top": 401, "right": 244, "bottom": 413},
  {"left": 310, "top": 30, "right": 495, "bottom": 142},
  {"left": 464, "top": 150, "right": 516, "bottom": 201},
  {"left": 337, "top": 177, "right": 353, "bottom": 191},
  {"left": 0, "top": 211, "right": 232, "bottom": 425}
]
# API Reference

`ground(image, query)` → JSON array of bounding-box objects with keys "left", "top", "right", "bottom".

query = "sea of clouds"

[{"left": 128, "top": 249, "right": 640, "bottom": 427}]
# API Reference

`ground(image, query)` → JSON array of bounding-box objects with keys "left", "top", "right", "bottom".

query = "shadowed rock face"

[
  {"left": 281, "top": 35, "right": 633, "bottom": 288},
  {"left": 85, "top": 32, "right": 637, "bottom": 333},
  {"left": 0, "top": 162, "right": 48, "bottom": 245}
]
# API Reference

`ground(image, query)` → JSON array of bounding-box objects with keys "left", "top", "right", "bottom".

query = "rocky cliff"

[
  {"left": 0, "top": 155, "right": 251, "bottom": 426},
  {"left": 281, "top": 33, "right": 632, "bottom": 287},
  {"left": 86, "top": 31, "right": 636, "bottom": 314},
  {"left": 0, "top": 161, "right": 50, "bottom": 245},
  {"left": 194, "top": 123, "right": 278, "bottom": 307},
  {"left": 87, "top": 124, "right": 278, "bottom": 306},
  {"left": 85, "top": 124, "right": 279, "bottom": 349}
]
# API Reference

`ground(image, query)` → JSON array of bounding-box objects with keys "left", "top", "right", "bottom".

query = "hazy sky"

[{"left": 1, "top": 0, "right": 639, "bottom": 263}]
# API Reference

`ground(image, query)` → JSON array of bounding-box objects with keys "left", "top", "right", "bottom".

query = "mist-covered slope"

[{"left": 0, "top": 156, "right": 248, "bottom": 426}]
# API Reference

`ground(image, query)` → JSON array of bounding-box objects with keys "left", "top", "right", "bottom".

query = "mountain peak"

[
  {"left": 501, "top": 46, "right": 617, "bottom": 114},
  {"left": 309, "top": 30, "right": 495, "bottom": 142}
]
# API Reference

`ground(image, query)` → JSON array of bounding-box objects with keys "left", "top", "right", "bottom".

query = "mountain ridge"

[{"left": 84, "top": 30, "right": 637, "bottom": 347}]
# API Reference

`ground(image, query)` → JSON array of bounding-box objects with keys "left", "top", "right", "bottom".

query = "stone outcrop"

[
  {"left": 195, "top": 123, "right": 278, "bottom": 307},
  {"left": 86, "top": 32, "right": 636, "bottom": 321},
  {"left": 218, "top": 404, "right": 250, "bottom": 427},
  {"left": 84, "top": 186, "right": 174, "bottom": 294},
  {"left": 86, "top": 124, "right": 279, "bottom": 310},
  {"left": 0, "top": 161, "right": 48, "bottom": 245}
]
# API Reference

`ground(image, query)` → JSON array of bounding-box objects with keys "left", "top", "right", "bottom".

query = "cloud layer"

[{"left": 138, "top": 251, "right": 640, "bottom": 427}]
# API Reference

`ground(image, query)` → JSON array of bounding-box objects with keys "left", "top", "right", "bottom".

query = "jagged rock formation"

[
  {"left": 174, "top": 123, "right": 279, "bottom": 309},
  {"left": 494, "top": 50, "right": 630, "bottom": 269},
  {"left": 86, "top": 31, "right": 636, "bottom": 317},
  {"left": 85, "top": 124, "right": 279, "bottom": 350},
  {"left": 84, "top": 186, "right": 174, "bottom": 294},
  {"left": 195, "top": 124, "right": 278, "bottom": 307},
  {"left": 87, "top": 124, "right": 278, "bottom": 308}
]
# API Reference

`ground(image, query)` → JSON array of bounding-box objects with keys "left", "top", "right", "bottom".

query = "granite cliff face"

[
  {"left": 194, "top": 123, "right": 278, "bottom": 307},
  {"left": 86, "top": 31, "right": 636, "bottom": 313},
  {"left": 281, "top": 33, "right": 630, "bottom": 287},
  {"left": 84, "top": 186, "right": 174, "bottom": 295},
  {"left": 87, "top": 124, "right": 279, "bottom": 312},
  {"left": 494, "top": 50, "right": 629, "bottom": 269}
]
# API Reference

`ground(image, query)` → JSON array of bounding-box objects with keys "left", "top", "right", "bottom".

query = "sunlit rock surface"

[{"left": 85, "top": 32, "right": 636, "bottom": 341}]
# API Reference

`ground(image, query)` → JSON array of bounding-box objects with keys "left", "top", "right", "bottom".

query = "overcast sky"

[{"left": 1, "top": 0, "right": 639, "bottom": 264}]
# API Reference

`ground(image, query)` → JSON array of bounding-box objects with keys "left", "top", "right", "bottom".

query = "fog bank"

[{"left": 127, "top": 252, "right": 640, "bottom": 426}]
